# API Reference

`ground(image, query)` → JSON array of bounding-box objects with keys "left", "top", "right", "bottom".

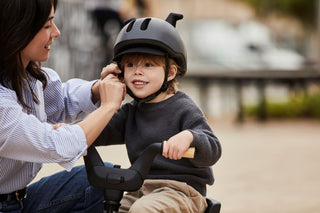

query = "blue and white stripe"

[{"left": 0, "top": 67, "right": 97, "bottom": 193}]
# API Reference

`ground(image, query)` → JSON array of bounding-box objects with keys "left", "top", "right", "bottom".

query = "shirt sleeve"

[
  {"left": 43, "top": 67, "right": 98, "bottom": 124},
  {"left": 0, "top": 88, "right": 88, "bottom": 171},
  {"left": 181, "top": 100, "right": 222, "bottom": 168}
]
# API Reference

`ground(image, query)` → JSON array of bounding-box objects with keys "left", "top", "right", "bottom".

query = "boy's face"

[{"left": 122, "top": 54, "right": 166, "bottom": 102}]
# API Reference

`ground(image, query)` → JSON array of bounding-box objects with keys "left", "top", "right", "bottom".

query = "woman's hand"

[
  {"left": 99, "top": 73, "right": 126, "bottom": 110},
  {"left": 91, "top": 63, "right": 123, "bottom": 103},
  {"left": 100, "top": 63, "right": 122, "bottom": 80},
  {"left": 78, "top": 73, "right": 125, "bottom": 147}
]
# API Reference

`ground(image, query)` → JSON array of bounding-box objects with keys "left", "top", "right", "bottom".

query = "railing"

[{"left": 185, "top": 67, "right": 320, "bottom": 122}]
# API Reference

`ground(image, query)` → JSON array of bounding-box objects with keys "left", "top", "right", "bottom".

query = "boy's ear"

[{"left": 167, "top": 65, "right": 177, "bottom": 81}]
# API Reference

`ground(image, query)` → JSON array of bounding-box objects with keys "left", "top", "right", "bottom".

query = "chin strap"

[{"left": 126, "top": 55, "right": 170, "bottom": 104}]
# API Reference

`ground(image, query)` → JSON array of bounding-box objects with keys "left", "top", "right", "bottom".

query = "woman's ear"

[{"left": 167, "top": 65, "right": 177, "bottom": 81}]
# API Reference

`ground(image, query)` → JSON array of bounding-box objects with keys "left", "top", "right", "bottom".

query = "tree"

[{"left": 237, "top": 0, "right": 317, "bottom": 28}]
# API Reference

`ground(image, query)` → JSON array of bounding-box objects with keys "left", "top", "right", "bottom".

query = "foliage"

[
  {"left": 237, "top": 0, "right": 317, "bottom": 27},
  {"left": 245, "top": 92, "right": 320, "bottom": 119}
]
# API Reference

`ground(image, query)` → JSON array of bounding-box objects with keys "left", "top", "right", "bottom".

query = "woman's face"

[{"left": 21, "top": 6, "right": 60, "bottom": 68}]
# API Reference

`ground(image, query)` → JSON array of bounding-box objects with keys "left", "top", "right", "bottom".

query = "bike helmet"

[{"left": 113, "top": 13, "right": 187, "bottom": 103}]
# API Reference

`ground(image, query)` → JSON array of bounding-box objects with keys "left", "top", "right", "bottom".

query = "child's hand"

[{"left": 162, "top": 130, "right": 193, "bottom": 160}]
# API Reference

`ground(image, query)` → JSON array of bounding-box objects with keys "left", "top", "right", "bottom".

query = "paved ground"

[
  {"left": 210, "top": 118, "right": 320, "bottom": 213},
  {"left": 33, "top": 118, "right": 320, "bottom": 213}
]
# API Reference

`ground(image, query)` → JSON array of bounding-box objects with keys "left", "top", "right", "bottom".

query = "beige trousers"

[{"left": 119, "top": 179, "right": 207, "bottom": 213}]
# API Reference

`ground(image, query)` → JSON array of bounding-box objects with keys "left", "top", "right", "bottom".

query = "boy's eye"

[
  {"left": 145, "top": 63, "right": 153, "bottom": 67},
  {"left": 126, "top": 63, "right": 134, "bottom": 67}
]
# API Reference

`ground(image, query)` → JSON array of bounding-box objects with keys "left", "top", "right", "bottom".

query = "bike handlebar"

[
  {"left": 84, "top": 143, "right": 163, "bottom": 191},
  {"left": 84, "top": 142, "right": 194, "bottom": 192}
]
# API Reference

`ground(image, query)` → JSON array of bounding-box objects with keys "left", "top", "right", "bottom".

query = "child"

[{"left": 94, "top": 13, "right": 222, "bottom": 213}]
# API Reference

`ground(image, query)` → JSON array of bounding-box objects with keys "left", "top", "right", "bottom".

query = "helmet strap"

[{"left": 126, "top": 54, "right": 170, "bottom": 104}]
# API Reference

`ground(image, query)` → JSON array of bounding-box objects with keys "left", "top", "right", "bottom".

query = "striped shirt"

[{"left": 0, "top": 67, "right": 97, "bottom": 193}]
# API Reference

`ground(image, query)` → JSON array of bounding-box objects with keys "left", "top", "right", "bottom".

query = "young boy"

[{"left": 94, "top": 13, "right": 222, "bottom": 213}]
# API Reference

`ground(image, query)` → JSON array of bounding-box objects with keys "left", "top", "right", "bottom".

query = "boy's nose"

[{"left": 134, "top": 67, "right": 144, "bottom": 75}]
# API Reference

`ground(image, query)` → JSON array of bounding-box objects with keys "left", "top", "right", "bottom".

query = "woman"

[{"left": 0, "top": 0, "right": 125, "bottom": 212}]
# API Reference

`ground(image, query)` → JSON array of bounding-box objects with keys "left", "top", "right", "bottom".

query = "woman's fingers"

[
  {"left": 101, "top": 63, "right": 122, "bottom": 80},
  {"left": 99, "top": 74, "right": 125, "bottom": 109}
]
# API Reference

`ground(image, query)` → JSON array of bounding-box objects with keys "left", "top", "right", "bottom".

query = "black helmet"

[{"left": 113, "top": 13, "right": 187, "bottom": 76}]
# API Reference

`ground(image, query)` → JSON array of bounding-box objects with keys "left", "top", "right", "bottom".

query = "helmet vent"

[
  {"left": 126, "top": 20, "right": 135, "bottom": 32},
  {"left": 140, "top": 18, "right": 151, "bottom": 31}
]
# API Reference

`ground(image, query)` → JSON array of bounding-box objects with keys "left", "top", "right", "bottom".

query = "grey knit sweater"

[{"left": 95, "top": 91, "right": 221, "bottom": 196}]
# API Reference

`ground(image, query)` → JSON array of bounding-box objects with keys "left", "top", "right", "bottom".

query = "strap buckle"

[{"left": 15, "top": 188, "right": 27, "bottom": 201}]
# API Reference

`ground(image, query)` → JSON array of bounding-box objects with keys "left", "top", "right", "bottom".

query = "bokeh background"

[{"left": 38, "top": 0, "right": 320, "bottom": 212}]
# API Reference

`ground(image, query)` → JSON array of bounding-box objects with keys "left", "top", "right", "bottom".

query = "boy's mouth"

[
  {"left": 133, "top": 80, "right": 148, "bottom": 85},
  {"left": 132, "top": 80, "right": 148, "bottom": 89}
]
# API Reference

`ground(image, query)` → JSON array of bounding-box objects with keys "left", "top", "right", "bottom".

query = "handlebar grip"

[
  {"left": 163, "top": 141, "right": 195, "bottom": 159},
  {"left": 182, "top": 147, "right": 195, "bottom": 158}
]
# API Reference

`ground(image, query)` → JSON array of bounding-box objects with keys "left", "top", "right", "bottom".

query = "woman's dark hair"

[{"left": 0, "top": 0, "right": 58, "bottom": 109}]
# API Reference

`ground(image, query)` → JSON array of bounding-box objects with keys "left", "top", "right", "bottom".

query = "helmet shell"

[{"left": 113, "top": 16, "right": 187, "bottom": 75}]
